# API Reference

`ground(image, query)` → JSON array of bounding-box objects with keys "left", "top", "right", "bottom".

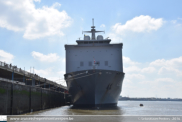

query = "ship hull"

[{"left": 65, "top": 69, "right": 125, "bottom": 106}]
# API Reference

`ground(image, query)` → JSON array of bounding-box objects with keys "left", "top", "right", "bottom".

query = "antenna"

[
  {"left": 92, "top": 18, "right": 94, "bottom": 26},
  {"left": 91, "top": 18, "right": 95, "bottom": 29}
]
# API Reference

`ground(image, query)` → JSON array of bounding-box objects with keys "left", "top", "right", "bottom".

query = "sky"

[{"left": 0, "top": 0, "right": 182, "bottom": 98}]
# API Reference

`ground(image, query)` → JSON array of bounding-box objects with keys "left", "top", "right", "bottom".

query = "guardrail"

[
  {"left": 0, "top": 61, "right": 66, "bottom": 89},
  {"left": 0, "top": 77, "right": 25, "bottom": 85},
  {"left": 110, "top": 42, "right": 123, "bottom": 44}
]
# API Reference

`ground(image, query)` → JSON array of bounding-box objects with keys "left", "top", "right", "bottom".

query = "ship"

[{"left": 64, "top": 19, "right": 125, "bottom": 107}]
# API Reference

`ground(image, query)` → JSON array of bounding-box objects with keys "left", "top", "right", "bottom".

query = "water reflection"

[
  {"left": 68, "top": 105, "right": 124, "bottom": 115},
  {"left": 22, "top": 105, "right": 124, "bottom": 122},
  {"left": 24, "top": 105, "right": 123, "bottom": 116}
]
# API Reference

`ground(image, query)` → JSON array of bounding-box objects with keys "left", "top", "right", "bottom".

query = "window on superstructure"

[{"left": 96, "top": 61, "right": 100, "bottom": 66}]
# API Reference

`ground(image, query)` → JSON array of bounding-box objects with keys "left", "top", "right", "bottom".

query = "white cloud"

[
  {"left": 34, "top": 68, "right": 51, "bottom": 76},
  {"left": 171, "top": 20, "right": 177, "bottom": 24},
  {"left": 150, "top": 56, "right": 182, "bottom": 68},
  {"left": 57, "top": 71, "right": 65, "bottom": 75},
  {"left": 51, "top": 2, "right": 61, "bottom": 8},
  {"left": 0, "top": 0, "right": 72, "bottom": 40},
  {"left": 150, "top": 59, "right": 166, "bottom": 67},
  {"left": 112, "top": 15, "right": 164, "bottom": 34},
  {"left": 62, "top": 58, "right": 65, "bottom": 63},
  {"left": 100, "top": 24, "right": 105, "bottom": 28},
  {"left": 158, "top": 67, "right": 182, "bottom": 77},
  {"left": 31, "top": 51, "right": 60, "bottom": 62},
  {"left": 34, "top": 0, "right": 41, "bottom": 2},
  {"left": 0, "top": 50, "right": 14, "bottom": 63},
  {"left": 122, "top": 56, "right": 182, "bottom": 98},
  {"left": 178, "top": 17, "right": 182, "bottom": 20},
  {"left": 141, "top": 67, "right": 155, "bottom": 73},
  {"left": 0, "top": 19, "right": 24, "bottom": 32},
  {"left": 123, "top": 56, "right": 140, "bottom": 65},
  {"left": 124, "top": 66, "right": 141, "bottom": 73},
  {"left": 108, "top": 33, "right": 123, "bottom": 43},
  {"left": 156, "top": 78, "right": 174, "bottom": 83},
  {"left": 126, "top": 74, "right": 145, "bottom": 80}
]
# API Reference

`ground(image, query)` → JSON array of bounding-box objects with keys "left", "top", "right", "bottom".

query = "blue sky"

[{"left": 0, "top": 0, "right": 182, "bottom": 98}]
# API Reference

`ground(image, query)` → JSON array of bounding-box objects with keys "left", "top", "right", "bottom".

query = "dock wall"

[{"left": 0, "top": 80, "right": 70, "bottom": 115}]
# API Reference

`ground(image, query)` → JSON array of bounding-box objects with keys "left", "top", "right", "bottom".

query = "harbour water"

[
  {"left": 8, "top": 101, "right": 182, "bottom": 122},
  {"left": 26, "top": 101, "right": 182, "bottom": 115}
]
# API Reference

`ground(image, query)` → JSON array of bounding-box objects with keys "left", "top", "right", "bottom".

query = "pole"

[
  {"left": 23, "top": 67, "right": 25, "bottom": 83},
  {"left": 23, "top": 75, "right": 25, "bottom": 83},
  {"left": 92, "top": 18, "right": 94, "bottom": 26},
  {"left": 12, "top": 69, "right": 14, "bottom": 81}
]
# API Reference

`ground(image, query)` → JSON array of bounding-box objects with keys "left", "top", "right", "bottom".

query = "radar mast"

[{"left": 82, "top": 18, "right": 104, "bottom": 40}]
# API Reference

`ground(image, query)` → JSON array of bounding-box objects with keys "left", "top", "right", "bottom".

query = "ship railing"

[{"left": 110, "top": 42, "right": 123, "bottom": 44}]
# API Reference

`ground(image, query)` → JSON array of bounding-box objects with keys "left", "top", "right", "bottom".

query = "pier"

[{"left": 0, "top": 61, "right": 71, "bottom": 115}]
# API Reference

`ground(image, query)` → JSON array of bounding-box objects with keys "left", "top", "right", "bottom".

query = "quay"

[{"left": 0, "top": 61, "right": 71, "bottom": 115}]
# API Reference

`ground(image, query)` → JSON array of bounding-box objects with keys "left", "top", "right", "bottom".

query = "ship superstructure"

[{"left": 64, "top": 19, "right": 125, "bottom": 106}]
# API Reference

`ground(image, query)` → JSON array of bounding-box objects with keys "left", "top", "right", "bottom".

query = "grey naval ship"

[{"left": 64, "top": 19, "right": 125, "bottom": 107}]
